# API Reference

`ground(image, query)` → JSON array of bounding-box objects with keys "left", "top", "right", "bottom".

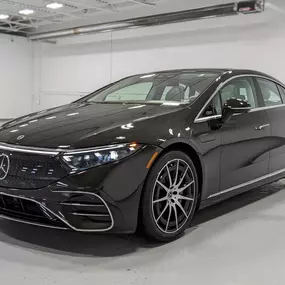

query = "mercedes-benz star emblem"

[{"left": 0, "top": 154, "right": 10, "bottom": 180}]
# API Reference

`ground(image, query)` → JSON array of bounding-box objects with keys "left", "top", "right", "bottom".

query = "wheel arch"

[
  {"left": 137, "top": 141, "right": 204, "bottom": 233},
  {"left": 158, "top": 142, "right": 203, "bottom": 201},
  {"left": 137, "top": 142, "right": 204, "bottom": 237}
]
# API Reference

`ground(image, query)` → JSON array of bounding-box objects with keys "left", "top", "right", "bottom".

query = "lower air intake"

[{"left": 0, "top": 193, "right": 66, "bottom": 229}]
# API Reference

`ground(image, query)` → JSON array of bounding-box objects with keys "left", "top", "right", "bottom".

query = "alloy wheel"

[{"left": 151, "top": 158, "right": 196, "bottom": 234}]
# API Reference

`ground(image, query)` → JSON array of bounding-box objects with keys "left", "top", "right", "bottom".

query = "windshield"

[{"left": 84, "top": 71, "right": 219, "bottom": 104}]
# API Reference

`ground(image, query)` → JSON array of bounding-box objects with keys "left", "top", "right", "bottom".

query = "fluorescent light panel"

[
  {"left": 46, "top": 2, "right": 64, "bottom": 9},
  {"left": 19, "top": 9, "right": 34, "bottom": 15},
  {"left": 0, "top": 14, "right": 9, "bottom": 20}
]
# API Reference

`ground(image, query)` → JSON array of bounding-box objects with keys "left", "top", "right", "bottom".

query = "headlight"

[{"left": 61, "top": 143, "right": 142, "bottom": 170}]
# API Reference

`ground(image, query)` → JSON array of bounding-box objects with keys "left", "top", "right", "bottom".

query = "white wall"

[
  {"left": 0, "top": 34, "right": 33, "bottom": 119},
  {"left": 34, "top": 9, "right": 285, "bottom": 110},
  {"left": 34, "top": 32, "right": 112, "bottom": 110}
]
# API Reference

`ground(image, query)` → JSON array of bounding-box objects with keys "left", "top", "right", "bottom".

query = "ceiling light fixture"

[
  {"left": 46, "top": 2, "right": 64, "bottom": 9},
  {"left": 19, "top": 9, "right": 35, "bottom": 15},
  {"left": 0, "top": 14, "right": 9, "bottom": 20}
]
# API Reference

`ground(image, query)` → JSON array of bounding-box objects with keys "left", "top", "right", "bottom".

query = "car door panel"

[
  {"left": 266, "top": 106, "right": 285, "bottom": 173},
  {"left": 219, "top": 76, "right": 270, "bottom": 192},
  {"left": 192, "top": 94, "right": 223, "bottom": 200},
  {"left": 220, "top": 110, "right": 270, "bottom": 190},
  {"left": 192, "top": 121, "right": 222, "bottom": 200},
  {"left": 255, "top": 79, "right": 285, "bottom": 174},
  {"left": 194, "top": 75, "right": 271, "bottom": 201}
]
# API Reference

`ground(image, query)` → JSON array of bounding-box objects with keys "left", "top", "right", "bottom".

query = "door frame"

[{"left": 194, "top": 73, "right": 279, "bottom": 201}]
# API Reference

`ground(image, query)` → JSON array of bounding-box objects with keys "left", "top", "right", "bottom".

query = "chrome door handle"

[{"left": 255, "top": 124, "right": 270, "bottom": 130}]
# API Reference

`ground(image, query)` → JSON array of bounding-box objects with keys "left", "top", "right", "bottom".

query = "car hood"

[{"left": 0, "top": 102, "right": 191, "bottom": 149}]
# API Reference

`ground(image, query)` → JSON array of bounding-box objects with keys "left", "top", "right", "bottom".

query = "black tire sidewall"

[{"left": 141, "top": 150, "right": 199, "bottom": 242}]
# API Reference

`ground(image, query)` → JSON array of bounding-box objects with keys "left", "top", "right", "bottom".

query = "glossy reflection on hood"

[{"left": 0, "top": 102, "right": 189, "bottom": 149}]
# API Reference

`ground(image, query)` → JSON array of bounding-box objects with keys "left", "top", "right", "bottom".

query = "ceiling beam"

[
  {"left": 0, "top": 25, "right": 23, "bottom": 32},
  {"left": 0, "top": 19, "right": 32, "bottom": 28}
]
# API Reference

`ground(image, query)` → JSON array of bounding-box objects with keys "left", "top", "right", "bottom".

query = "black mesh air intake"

[{"left": 0, "top": 151, "right": 67, "bottom": 189}]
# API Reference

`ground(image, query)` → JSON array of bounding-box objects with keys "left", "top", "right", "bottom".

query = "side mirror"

[{"left": 221, "top": 98, "right": 251, "bottom": 123}]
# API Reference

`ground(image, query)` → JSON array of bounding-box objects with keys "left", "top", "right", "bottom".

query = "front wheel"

[{"left": 141, "top": 150, "right": 199, "bottom": 242}]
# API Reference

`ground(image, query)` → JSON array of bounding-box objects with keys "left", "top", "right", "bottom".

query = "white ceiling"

[
  {"left": 0, "top": 0, "right": 232, "bottom": 35},
  {"left": 0, "top": 0, "right": 285, "bottom": 36}
]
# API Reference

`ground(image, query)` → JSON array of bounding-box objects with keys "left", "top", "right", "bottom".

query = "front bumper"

[
  {"left": 0, "top": 190, "right": 114, "bottom": 232},
  {"left": 0, "top": 145, "right": 159, "bottom": 233}
]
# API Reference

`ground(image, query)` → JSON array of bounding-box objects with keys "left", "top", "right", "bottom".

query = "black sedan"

[{"left": 0, "top": 68, "right": 284, "bottom": 242}]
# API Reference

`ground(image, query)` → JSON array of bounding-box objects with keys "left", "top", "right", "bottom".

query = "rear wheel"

[{"left": 141, "top": 150, "right": 198, "bottom": 242}]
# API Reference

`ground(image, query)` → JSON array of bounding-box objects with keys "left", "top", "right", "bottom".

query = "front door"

[{"left": 219, "top": 76, "right": 271, "bottom": 192}]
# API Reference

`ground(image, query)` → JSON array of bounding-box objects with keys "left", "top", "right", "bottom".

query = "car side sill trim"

[{"left": 208, "top": 167, "right": 285, "bottom": 199}]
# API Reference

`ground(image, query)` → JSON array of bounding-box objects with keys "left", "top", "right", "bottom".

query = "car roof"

[
  {"left": 135, "top": 68, "right": 273, "bottom": 77},
  {"left": 137, "top": 68, "right": 227, "bottom": 75},
  {"left": 127, "top": 69, "right": 282, "bottom": 85}
]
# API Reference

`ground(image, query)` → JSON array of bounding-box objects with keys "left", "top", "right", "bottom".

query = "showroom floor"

[{"left": 1, "top": 181, "right": 285, "bottom": 285}]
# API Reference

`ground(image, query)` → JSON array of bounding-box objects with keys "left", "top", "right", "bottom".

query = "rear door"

[{"left": 255, "top": 77, "right": 285, "bottom": 174}]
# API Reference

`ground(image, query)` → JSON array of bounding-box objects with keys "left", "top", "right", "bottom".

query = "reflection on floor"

[{"left": 1, "top": 180, "right": 285, "bottom": 284}]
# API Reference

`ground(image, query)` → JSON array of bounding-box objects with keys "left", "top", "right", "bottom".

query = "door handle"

[{"left": 255, "top": 124, "right": 270, "bottom": 130}]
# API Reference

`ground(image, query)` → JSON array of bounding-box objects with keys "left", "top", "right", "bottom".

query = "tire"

[{"left": 141, "top": 150, "right": 199, "bottom": 242}]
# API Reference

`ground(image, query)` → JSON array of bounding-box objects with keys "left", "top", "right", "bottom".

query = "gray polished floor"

[{"left": 1, "top": 180, "right": 285, "bottom": 284}]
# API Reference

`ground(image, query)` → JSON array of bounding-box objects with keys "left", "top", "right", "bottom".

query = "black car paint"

[
  {"left": 0, "top": 68, "right": 285, "bottom": 233},
  {"left": 0, "top": 102, "right": 193, "bottom": 148}
]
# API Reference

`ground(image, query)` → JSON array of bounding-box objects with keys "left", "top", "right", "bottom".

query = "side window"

[
  {"left": 256, "top": 78, "right": 283, "bottom": 107},
  {"left": 105, "top": 82, "right": 153, "bottom": 101},
  {"left": 202, "top": 94, "right": 222, "bottom": 117},
  {"left": 220, "top": 77, "right": 259, "bottom": 108},
  {"left": 277, "top": 85, "right": 285, "bottom": 102}
]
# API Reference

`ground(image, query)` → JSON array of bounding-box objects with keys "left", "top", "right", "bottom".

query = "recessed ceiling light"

[
  {"left": 46, "top": 2, "right": 64, "bottom": 9},
  {"left": 19, "top": 9, "right": 35, "bottom": 15},
  {"left": 0, "top": 14, "right": 9, "bottom": 20}
]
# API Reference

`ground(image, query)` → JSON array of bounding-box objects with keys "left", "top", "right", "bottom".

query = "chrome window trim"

[
  {"left": 195, "top": 114, "right": 222, "bottom": 123},
  {"left": 207, "top": 167, "right": 285, "bottom": 199},
  {"left": 194, "top": 74, "right": 285, "bottom": 124},
  {"left": 250, "top": 104, "right": 285, "bottom": 112}
]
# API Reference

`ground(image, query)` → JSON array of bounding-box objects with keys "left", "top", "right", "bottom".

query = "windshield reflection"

[{"left": 83, "top": 71, "right": 219, "bottom": 105}]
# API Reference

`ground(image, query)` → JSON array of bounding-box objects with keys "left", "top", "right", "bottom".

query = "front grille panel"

[
  {"left": 0, "top": 150, "right": 67, "bottom": 189},
  {"left": 0, "top": 194, "right": 66, "bottom": 228}
]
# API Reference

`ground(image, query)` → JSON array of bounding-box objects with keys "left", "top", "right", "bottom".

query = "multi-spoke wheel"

[{"left": 141, "top": 150, "right": 198, "bottom": 242}]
